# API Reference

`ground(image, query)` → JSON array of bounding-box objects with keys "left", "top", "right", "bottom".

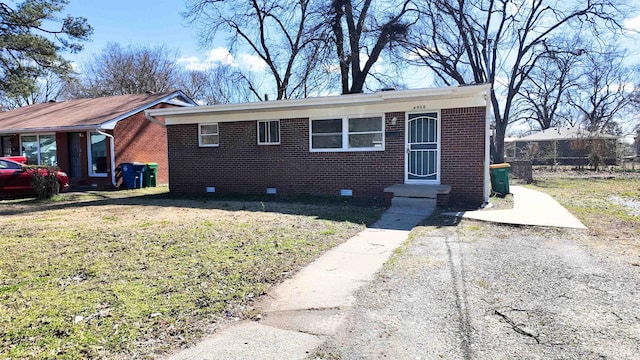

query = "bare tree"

[
  {"left": 66, "top": 43, "right": 180, "bottom": 98},
  {"left": 184, "top": 0, "right": 324, "bottom": 101},
  {"left": 0, "top": 65, "right": 70, "bottom": 109},
  {"left": 567, "top": 49, "right": 633, "bottom": 134},
  {"left": 177, "top": 65, "right": 254, "bottom": 105},
  {"left": 407, "top": 0, "right": 628, "bottom": 162},
  {"left": 516, "top": 39, "right": 584, "bottom": 130},
  {"left": 326, "top": 0, "right": 418, "bottom": 94}
]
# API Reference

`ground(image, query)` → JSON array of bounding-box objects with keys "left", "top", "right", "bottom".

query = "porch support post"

[
  {"left": 96, "top": 129, "right": 116, "bottom": 187},
  {"left": 484, "top": 88, "right": 491, "bottom": 204}
]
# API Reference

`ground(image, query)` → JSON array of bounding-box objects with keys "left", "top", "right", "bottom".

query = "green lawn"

[{"left": 0, "top": 188, "right": 383, "bottom": 358}]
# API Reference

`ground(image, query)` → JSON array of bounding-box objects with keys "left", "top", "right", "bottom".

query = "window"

[
  {"left": 0, "top": 159, "right": 21, "bottom": 170},
  {"left": 21, "top": 134, "right": 57, "bottom": 165},
  {"left": 310, "top": 116, "right": 384, "bottom": 152},
  {"left": 258, "top": 120, "right": 280, "bottom": 145},
  {"left": 1, "top": 136, "right": 12, "bottom": 156},
  {"left": 199, "top": 123, "right": 219, "bottom": 147},
  {"left": 89, "top": 132, "right": 108, "bottom": 176},
  {"left": 311, "top": 119, "right": 342, "bottom": 149}
]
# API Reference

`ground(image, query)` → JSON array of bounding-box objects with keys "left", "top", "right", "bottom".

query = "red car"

[{"left": 0, "top": 158, "right": 69, "bottom": 197}]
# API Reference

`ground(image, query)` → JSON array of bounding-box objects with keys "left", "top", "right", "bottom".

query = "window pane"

[
  {"left": 21, "top": 136, "right": 38, "bottom": 165},
  {"left": 39, "top": 134, "right": 57, "bottom": 166},
  {"left": 312, "top": 135, "right": 342, "bottom": 149},
  {"left": 258, "top": 122, "right": 267, "bottom": 143},
  {"left": 90, "top": 133, "right": 107, "bottom": 173},
  {"left": 348, "top": 117, "right": 381, "bottom": 132},
  {"left": 201, "top": 134, "right": 219, "bottom": 145},
  {"left": 269, "top": 121, "right": 280, "bottom": 143},
  {"left": 201, "top": 124, "right": 218, "bottom": 135},
  {"left": 2, "top": 136, "right": 11, "bottom": 156},
  {"left": 349, "top": 133, "right": 383, "bottom": 148},
  {"left": 0, "top": 160, "right": 20, "bottom": 169},
  {"left": 312, "top": 119, "right": 341, "bottom": 133}
]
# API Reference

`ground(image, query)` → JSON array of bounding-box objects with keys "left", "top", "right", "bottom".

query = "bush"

[{"left": 29, "top": 166, "right": 60, "bottom": 198}]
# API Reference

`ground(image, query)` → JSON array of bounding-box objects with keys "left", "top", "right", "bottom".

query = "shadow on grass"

[
  {"left": 415, "top": 200, "right": 484, "bottom": 228},
  {"left": 0, "top": 190, "right": 387, "bottom": 225}
]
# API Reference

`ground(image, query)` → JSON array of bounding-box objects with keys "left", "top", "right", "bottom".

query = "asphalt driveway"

[{"left": 315, "top": 220, "right": 640, "bottom": 359}]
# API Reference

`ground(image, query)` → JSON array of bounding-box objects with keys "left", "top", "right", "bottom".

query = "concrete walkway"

[
  {"left": 167, "top": 206, "right": 432, "bottom": 360},
  {"left": 446, "top": 185, "right": 586, "bottom": 229}
]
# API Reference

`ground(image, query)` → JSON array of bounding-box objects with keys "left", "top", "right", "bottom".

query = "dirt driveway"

[{"left": 315, "top": 219, "right": 640, "bottom": 359}]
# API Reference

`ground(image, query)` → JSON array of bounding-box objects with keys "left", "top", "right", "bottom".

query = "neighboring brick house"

[
  {"left": 147, "top": 85, "right": 491, "bottom": 205},
  {"left": 510, "top": 126, "right": 620, "bottom": 166},
  {"left": 0, "top": 91, "right": 196, "bottom": 188}
]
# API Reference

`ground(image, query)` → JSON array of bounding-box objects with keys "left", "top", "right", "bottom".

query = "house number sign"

[{"left": 412, "top": 105, "right": 428, "bottom": 110}]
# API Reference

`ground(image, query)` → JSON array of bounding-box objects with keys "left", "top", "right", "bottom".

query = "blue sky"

[
  {"left": 63, "top": 1, "right": 202, "bottom": 63},
  {"left": 60, "top": 0, "right": 640, "bottom": 98},
  {"left": 63, "top": 1, "right": 268, "bottom": 74}
]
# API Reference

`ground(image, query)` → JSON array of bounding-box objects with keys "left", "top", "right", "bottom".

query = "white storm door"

[{"left": 406, "top": 112, "right": 440, "bottom": 184}]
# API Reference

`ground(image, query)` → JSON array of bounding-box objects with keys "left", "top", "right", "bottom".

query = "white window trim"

[
  {"left": 19, "top": 133, "right": 57, "bottom": 166},
  {"left": 404, "top": 111, "right": 441, "bottom": 185},
  {"left": 257, "top": 120, "right": 281, "bottom": 145},
  {"left": 87, "top": 131, "right": 108, "bottom": 177},
  {"left": 199, "top": 122, "right": 220, "bottom": 147},
  {"left": 309, "top": 115, "right": 385, "bottom": 152}
]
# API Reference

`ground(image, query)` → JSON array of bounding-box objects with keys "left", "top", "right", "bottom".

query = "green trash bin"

[
  {"left": 490, "top": 163, "right": 511, "bottom": 196},
  {"left": 144, "top": 163, "right": 158, "bottom": 187}
]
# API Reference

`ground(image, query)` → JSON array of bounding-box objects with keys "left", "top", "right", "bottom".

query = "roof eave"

[
  {"left": 0, "top": 124, "right": 101, "bottom": 135},
  {"left": 99, "top": 90, "right": 197, "bottom": 130},
  {"left": 146, "top": 85, "right": 490, "bottom": 118}
]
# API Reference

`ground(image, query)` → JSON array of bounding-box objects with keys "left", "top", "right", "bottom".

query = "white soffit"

[{"left": 148, "top": 85, "right": 489, "bottom": 125}]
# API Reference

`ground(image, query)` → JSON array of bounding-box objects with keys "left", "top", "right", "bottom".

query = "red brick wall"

[
  {"left": 113, "top": 103, "right": 175, "bottom": 184},
  {"left": 166, "top": 107, "right": 486, "bottom": 204},
  {"left": 441, "top": 107, "right": 486, "bottom": 204}
]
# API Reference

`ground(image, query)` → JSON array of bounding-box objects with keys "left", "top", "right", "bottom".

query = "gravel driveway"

[{"left": 315, "top": 221, "right": 640, "bottom": 359}]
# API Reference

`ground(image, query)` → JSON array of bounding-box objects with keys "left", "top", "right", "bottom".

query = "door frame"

[{"left": 404, "top": 111, "right": 441, "bottom": 184}]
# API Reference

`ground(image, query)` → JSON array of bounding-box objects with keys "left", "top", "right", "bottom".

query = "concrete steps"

[{"left": 384, "top": 184, "right": 452, "bottom": 210}]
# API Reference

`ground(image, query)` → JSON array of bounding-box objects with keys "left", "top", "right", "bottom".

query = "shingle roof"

[
  {"left": 517, "top": 126, "right": 619, "bottom": 141},
  {"left": 0, "top": 91, "right": 194, "bottom": 133}
]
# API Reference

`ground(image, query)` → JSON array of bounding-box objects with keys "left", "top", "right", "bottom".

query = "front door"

[
  {"left": 406, "top": 112, "right": 440, "bottom": 183},
  {"left": 68, "top": 133, "right": 82, "bottom": 179}
]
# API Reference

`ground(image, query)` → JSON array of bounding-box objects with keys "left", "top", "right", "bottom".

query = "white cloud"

[
  {"left": 177, "top": 56, "right": 213, "bottom": 71},
  {"left": 624, "top": 14, "right": 640, "bottom": 32},
  {"left": 238, "top": 53, "right": 266, "bottom": 72},
  {"left": 177, "top": 47, "right": 266, "bottom": 73},
  {"left": 177, "top": 47, "right": 236, "bottom": 71},
  {"left": 205, "top": 47, "right": 235, "bottom": 65}
]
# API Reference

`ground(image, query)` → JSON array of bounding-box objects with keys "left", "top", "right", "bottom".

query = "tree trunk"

[{"left": 493, "top": 124, "right": 506, "bottom": 163}]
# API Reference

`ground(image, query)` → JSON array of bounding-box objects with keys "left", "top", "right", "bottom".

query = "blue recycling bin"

[{"left": 120, "top": 162, "right": 146, "bottom": 189}]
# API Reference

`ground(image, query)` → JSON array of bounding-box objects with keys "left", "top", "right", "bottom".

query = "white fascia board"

[
  {"left": 153, "top": 85, "right": 489, "bottom": 125},
  {"left": 99, "top": 91, "right": 196, "bottom": 130},
  {"left": 164, "top": 96, "right": 487, "bottom": 124},
  {"left": 0, "top": 124, "right": 99, "bottom": 135}
]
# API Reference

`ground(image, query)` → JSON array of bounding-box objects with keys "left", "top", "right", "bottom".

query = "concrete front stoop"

[{"left": 384, "top": 184, "right": 452, "bottom": 211}]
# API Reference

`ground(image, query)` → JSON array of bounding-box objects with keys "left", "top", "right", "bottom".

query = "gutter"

[
  {"left": 484, "top": 87, "right": 491, "bottom": 205},
  {"left": 145, "top": 85, "right": 489, "bottom": 118},
  {"left": 96, "top": 129, "right": 117, "bottom": 188},
  {"left": 145, "top": 110, "right": 166, "bottom": 127}
]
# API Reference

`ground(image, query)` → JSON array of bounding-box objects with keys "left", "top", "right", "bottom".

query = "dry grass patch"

[
  {"left": 0, "top": 188, "right": 383, "bottom": 358},
  {"left": 525, "top": 173, "right": 639, "bottom": 264}
]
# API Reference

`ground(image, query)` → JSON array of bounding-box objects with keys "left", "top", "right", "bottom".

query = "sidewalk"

[
  {"left": 445, "top": 185, "right": 586, "bottom": 229},
  {"left": 167, "top": 206, "right": 432, "bottom": 360}
]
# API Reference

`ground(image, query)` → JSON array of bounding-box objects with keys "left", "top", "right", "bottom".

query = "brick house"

[
  {"left": 0, "top": 91, "right": 196, "bottom": 187},
  {"left": 146, "top": 85, "right": 491, "bottom": 205},
  {"left": 510, "top": 126, "right": 620, "bottom": 166}
]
